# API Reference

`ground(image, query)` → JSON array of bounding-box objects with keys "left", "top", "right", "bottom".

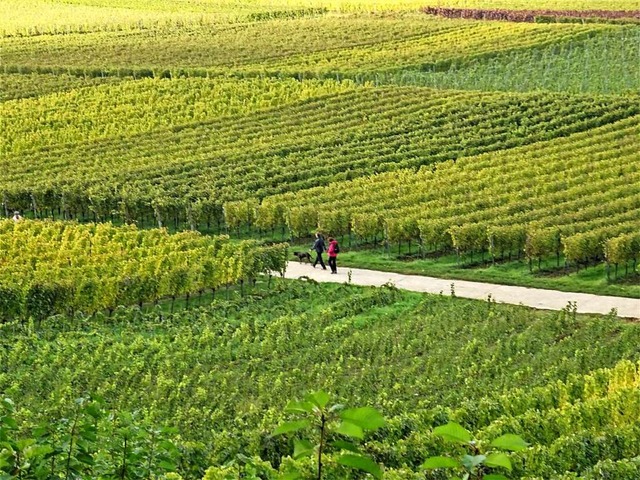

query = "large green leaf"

[
  {"left": 305, "top": 391, "right": 330, "bottom": 409},
  {"left": 485, "top": 452, "right": 512, "bottom": 471},
  {"left": 76, "top": 452, "right": 94, "bottom": 466},
  {"left": 236, "top": 453, "right": 253, "bottom": 464},
  {"left": 293, "top": 439, "right": 314, "bottom": 459},
  {"left": 272, "top": 420, "right": 310, "bottom": 436},
  {"left": 84, "top": 403, "right": 103, "bottom": 420},
  {"left": 160, "top": 439, "right": 180, "bottom": 454},
  {"left": 24, "top": 444, "right": 54, "bottom": 459},
  {"left": 285, "top": 400, "right": 314, "bottom": 414},
  {"left": 158, "top": 460, "right": 177, "bottom": 471},
  {"left": 484, "top": 475, "right": 510, "bottom": 480},
  {"left": 433, "top": 422, "right": 472, "bottom": 444},
  {"left": 0, "top": 441, "right": 15, "bottom": 452},
  {"left": 335, "top": 421, "right": 364, "bottom": 439},
  {"left": 421, "top": 456, "right": 461, "bottom": 469},
  {"left": 490, "top": 434, "right": 529, "bottom": 452},
  {"left": 461, "top": 454, "right": 486, "bottom": 470},
  {"left": 0, "top": 417, "right": 17, "bottom": 429},
  {"left": 340, "top": 407, "right": 386, "bottom": 431},
  {"left": 15, "top": 438, "right": 36, "bottom": 450},
  {"left": 337, "top": 454, "right": 383, "bottom": 479}
]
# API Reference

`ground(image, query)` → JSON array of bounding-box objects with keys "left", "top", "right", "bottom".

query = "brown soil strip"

[{"left": 422, "top": 6, "right": 640, "bottom": 23}]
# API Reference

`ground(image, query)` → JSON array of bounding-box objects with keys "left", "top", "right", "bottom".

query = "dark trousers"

[
  {"left": 328, "top": 256, "right": 337, "bottom": 273},
  {"left": 314, "top": 252, "right": 326, "bottom": 269}
]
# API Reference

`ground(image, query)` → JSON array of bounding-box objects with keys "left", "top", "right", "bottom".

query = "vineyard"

[
  {"left": 2, "top": 283, "right": 640, "bottom": 478},
  {"left": 2, "top": 85, "right": 638, "bottom": 289},
  {"left": 400, "top": 26, "right": 640, "bottom": 94},
  {"left": 0, "top": 220, "right": 287, "bottom": 320},
  {"left": 2, "top": 88, "right": 638, "bottom": 228},
  {"left": 249, "top": 114, "right": 640, "bottom": 279},
  {"left": 1, "top": 0, "right": 639, "bottom": 478},
  {"left": 1, "top": 4, "right": 639, "bottom": 294},
  {"left": 422, "top": 6, "right": 640, "bottom": 22},
  {"left": 2, "top": 0, "right": 638, "bottom": 38},
  {"left": 0, "top": 19, "right": 620, "bottom": 79}
]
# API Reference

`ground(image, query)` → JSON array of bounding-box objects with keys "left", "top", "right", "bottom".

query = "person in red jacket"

[{"left": 327, "top": 237, "right": 339, "bottom": 274}]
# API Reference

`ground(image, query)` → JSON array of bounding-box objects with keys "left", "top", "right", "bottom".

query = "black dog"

[{"left": 293, "top": 251, "right": 312, "bottom": 263}]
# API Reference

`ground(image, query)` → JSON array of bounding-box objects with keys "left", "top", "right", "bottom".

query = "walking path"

[{"left": 284, "top": 262, "right": 640, "bottom": 319}]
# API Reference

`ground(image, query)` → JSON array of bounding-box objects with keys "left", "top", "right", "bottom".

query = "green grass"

[{"left": 140, "top": 275, "right": 280, "bottom": 315}]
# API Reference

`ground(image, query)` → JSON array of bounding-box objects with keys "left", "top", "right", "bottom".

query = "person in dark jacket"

[
  {"left": 312, "top": 232, "right": 327, "bottom": 270},
  {"left": 327, "top": 238, "right": 339, "bottom": 274}
]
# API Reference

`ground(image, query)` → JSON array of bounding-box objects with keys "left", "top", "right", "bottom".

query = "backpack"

[{"left": 334, "top": 243, "right": 340, "bottom": 254}]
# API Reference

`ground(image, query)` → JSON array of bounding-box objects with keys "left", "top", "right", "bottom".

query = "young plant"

[
  {"left": 272, "top": 391, "right": 385, "bottom": 479},
  {"left": 422, "top": 422, "right": 529, "bottom": 480},
  {"left": 0, "top": 396, "right": 180, "bottom": 480}
]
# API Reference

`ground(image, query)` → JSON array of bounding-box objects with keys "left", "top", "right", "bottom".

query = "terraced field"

[
  {"left": 0, "top": 17, "right": 620, "bottom": 79},
  {"left": 4, "top": 87, "right": 637, "bottom": 223},
  {"left": 392, "top": 26, "right": 640, "bottom": 94},
  {"left": 2, "top": 7, "right": 638, "bottom": 288},
  {"left": 254, "top": 114, "right": 640, "bottom": 270}
]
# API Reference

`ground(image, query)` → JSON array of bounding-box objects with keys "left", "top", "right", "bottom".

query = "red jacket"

[{"left": 327, "top": 240, "right": 339, "bottom": 257}]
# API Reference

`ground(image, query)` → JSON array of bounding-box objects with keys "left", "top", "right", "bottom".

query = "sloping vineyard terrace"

[
  {"left": 1, "top": 0, "right": 342, "bottom": 37},
  {"left": 0, "top": 0, "right": 446, "bottom": 37},
  {"left": 250, "top": 114, "right": 640, "bottom": 274},
  {"left": 0, "top": 220, "right": 287, "bottom": 321},
  {"left": 0, "top": 72, "right": 123, "bottom": 101},
  {"left": 421, "top": 0, "right": 640, "bottom": 10},
  {"left": 395, "top": 26, "right": 640, "bottom": 95},
  {"left": 228, "top": 21, "right": 610, "bottom": 77},
  {"left": 422, "top": 7, "right": 640, "bottom": 22},
  {"left": 0, "top": 17, "right": 611, "bottom": 79},
  {"left": 0, "top": 14, "right": 454, "bottom": 72},
  {"left": 1, "top": 77, "right": 357, "bottom": 156},
  {"left": 2, "top": 89, "right": 636, "bottom": 231}
]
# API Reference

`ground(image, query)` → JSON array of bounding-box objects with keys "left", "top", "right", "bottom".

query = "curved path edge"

[{"left": 284, "top": 262, "right": 640, "bottom": 319}]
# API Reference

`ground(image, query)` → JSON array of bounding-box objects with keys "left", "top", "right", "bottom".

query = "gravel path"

[{"left": 284, "top": 262, "right": 640, "bottom": 319}]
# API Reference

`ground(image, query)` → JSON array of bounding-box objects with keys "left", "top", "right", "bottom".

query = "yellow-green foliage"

[
  {"left": 0, "top": 220, "right": 287, "bottom": 318},
  {"left": 1, "top": 77, "right": 358, "bottom": 156},
  {"left": 2, "top": 282, "right": 640, "bottom": 477},
  {"left": 257, "top": 115, "right": 640, "bottom": 260}
]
